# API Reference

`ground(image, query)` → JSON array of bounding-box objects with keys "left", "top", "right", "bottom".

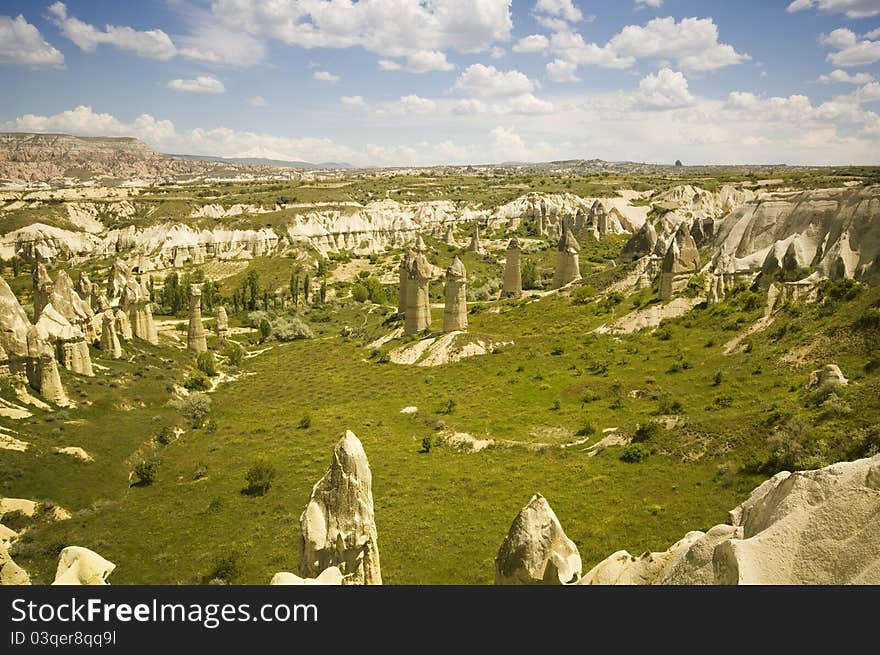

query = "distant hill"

[{"left": 168, "top": 153, "right": 353, "bottom": 169}]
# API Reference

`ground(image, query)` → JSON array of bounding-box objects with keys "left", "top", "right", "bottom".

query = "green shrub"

[
  {"left": 297, "top": 414, "right": 312, "bottom": 429},
  {"left": 351, "top": 283, "right": 369, "bottom": 303},
  {"left": 197, "top": 351, "right": 218, "bottom": 377},
  {"left": 656, "top": 395, "right": 684, "bottom": 415},
  {"left": 183, "top": 370, "right": 210, "bottom": 391},
  {"left": 224, "top": 343, "right": 244, "bottom": 367},
  {"left": 572, "top": 285, "right": 596, "bottom": 304},
  {"left": 418, "top": 436, "right": 432, "bottom": 454},
  {"left": 765, "top": 417, "right": 816, "bottom": 471},
  {"left": 712, "top": 371, "right": 723, "bottom": 386},
  {"left": 133, "top": 460, "right": 158, "bottom": 486},
  {"left": 203, "top": 552, "right": 241, "bottom": 584},
  {"left": 244, "top": 457, "right": 276, "bottom": 496},
  {"left": 155, "top": 426, "right": 174, "bottom": 445},
  {"left": 632, "top": 422, "right": 660, "bottom": 443},
  {"left": 620, "top": 443, "right": 651, "bottom": 463},
  {"left": 575, "top": 421, "right": 596, "bottom": 437},
  {"left": 171, "top": 392, "right": 211, "bottom": 429},
  {"left": 193, "top": 462, "right": 208, "bottom": 480}
]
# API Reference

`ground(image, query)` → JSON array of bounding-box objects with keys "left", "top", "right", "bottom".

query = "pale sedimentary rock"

[
  {"left": 551, "top": 226, "right": 581, "bottom": 289},
  {"left": 466, "top": 225, "right": 485, "bottom": 254},
  {"left": 659, "top": 224, "right": 700, "bottom": 300},
  {"left": 187, "top": 285, "right": 207, "bottom": 354},
  {"left": 270, "top": 567, "right": 343, "bottom": 586},
  {"left": 106, "top": 259, "right": 129, "bottom": 300},
  {"left": 443, "top": 256, "right": 467, "bottom": 333},
  {"left": 216, "top": 306, "right": 229, "bottom": 339},
  {"left": 1, "top": 547, "right": 30, "bottom": 585},
  {"left": 442, "top": 224, "right": 459, "bottom": 246},
  {"left": 577, "top": 453, "right": 880, "bottom": 585},
  {"left": 49, "top": 270, "right": 96, "bottom": 342},
  {"left": 495, "top": 494, "right": 582, "bottom": 585},
  {"left": 502, "top": 238, "right": 522, "bottom": 298},
  {"left": 121, "top": 277, "right": 157, "bottom": 345},
  {"left": 404, "top": 253, "right": 432, "bottom": 336},
  {"left": 114, "top": 309, "right": 132, "bottom": 341},
  {"left": 100, "top": 310, "right": 122, "bottom": 359},
  {"left": 33, "top": 303, "right": 94, "bottom": 377},
  {"left": 26, "top": 327, "right": 69, "bottom": 406},
  {"left": 808, "top": 364, "right": 848, "bottom": 389},
  {"left": 414, "top": 233, "right": 428, "bottom": 252},
  {"left": 31, "top": 263, "right": 53, "bottom": 320},
  {"left": 75, "top": 272, "right": 97, "bottom": 311},
  {"left": 397, "top": 250, "right": 414, "bottom": 316},
  {"left": 299, "top": 430, "right": 381, "bottom": 585},
  {"left": 52, "top": 546, "right": 115, "bottom": 585}
]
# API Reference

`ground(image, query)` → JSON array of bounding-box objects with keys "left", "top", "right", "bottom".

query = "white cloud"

[
  {"left": 513, "top": 34, "right": 550, "bottom": 53},
  {"left": 166, "top": 76, "right": 225, "bottom": 94},
  {"left": 534, "top": 0, "right": 583, "bottom": 23},
  {"left": 313, "top": 70, "right": 340, "bottom": 82},
  {"left": 635, "top": 0, "right": 664, "bottom": 8},
  {"left": 546, "top": 58, "right": 581, "bottom": 82},
  {"left": 817, "top": 69, "right": 876, "bottom": 83},
  {"left": 0, "top": 15, "right": 64, "bottom": 67},
  {"left": 341, "top": 95, "right": 366, "bottom": 108},
  {"left": 178, "top": 25, "right": 267, "bottom": 67},
  {"left": 379, "top": 50, "right": 453, "bottom": 73},
  {"left": 453, "top": 64, "right": 535, "bottom": 98},
  {"left": 490, "top": 46, "right": 506, "bottom": 59},
  {"left": 867, "top": 27, "right": 880, "bottom": 39},
  {"left": 548, "top": 16, "right": 749, "bottom": 74},
  {"left": 205, "top": 0, "right": 512, "bottom": 59},
  {"left": 632, "top": 68, "right": 695, "bottom": 109},
  {"left": 787, "top": 0, "right": 880, "bottom": 18},
  {"left": 47, "top": 2, "right": 176, "bottom": 61},
  {"left": 396, "top": 95, "right": 436, "bottom": 114},
  {"left": 821, "top": 28, "right": 880, "bottom": 66},
  {"left": 248, "top": 96, "right": 268, "bottom": 107}
]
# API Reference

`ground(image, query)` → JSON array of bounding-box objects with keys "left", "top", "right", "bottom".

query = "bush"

[
  {"left": 244, "top": 457, "right": 276, "bottom": 496},
  {"left": 765, "top": 417, "right": 816, "bottom": 471},
  {"left": 183, "top": 370, "right": 210, "bottom": 391},
  {"left": 193, "top": 462, "right": 208, "bottom": 480},
  {"left": 197, "top": 351, "right": 218, "bottom": 377},
  {"left": 133, "top": 460, "right": 158, "bottom": 486},
  {"left": 620, "top": 443, "right": 651, "bottom": 463},
  {"left": 351, "top": 283, "right": 369, "bottom": 303},
  {"left": 632, "top": 422, "right": 660, "bottom": 443},
  {"left": 259, "top": 318, "right": 272, "bottom": 342},
  {"left": 272, "top": 315, "right": 314, "bottom": 341},
  {"left": 297, "top": 414, "right": 312, "bottom": 429},
  {"left": 575, "top": 421, "right": 596, "bottom": 437},
  {"left": 572, "top": 285, "right": 596, "bottom": 305},
  {"left": 713, "top": 371, "right": 723, "bottom": 386},
  {"left": 171, "top": 392, "right": 212, "bottom": 429},
  {"left": 203, "top": 552, "right": 241, "bottom": 584},
  {"left": 224, "top": 343, "right": 244, "bottom": 367},
  {"left": 656, "top": 395, "right": 684, "bottom": 415},
  {"left": 418, "top": 436, "right": 432, "bottom": 454},
  {"left": 155, "top": 426, "right": 174, "bottom": 445}
]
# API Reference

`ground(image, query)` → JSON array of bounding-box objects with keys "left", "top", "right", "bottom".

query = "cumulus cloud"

[
  {"left": 632, "top": 68, "right": 695, "bottom": 109},
  {"left": 313, "top": 70, "right": 340, "bottom": 82},
  {"left": 453, "top": 63, "right": 535, "bottom": 98},
  {"left": 546, "top": 58, "right": 581, "bottom": 82},
  {"left": 821, "top": 28, "right": 880, "bottom": 66},
  {"left": 817, "top": 69, "right": 876, "bottom": 83},
  {"left": 635, "top": 0, "right": 664, "bottom": 8},
  {"left": 513, "top": 34, "right": 550, "bottom": 53},
  {"left": 547, "top": 16, "right": 749, "bottom": 75},
  {"left": 204, "top": 0, "right": 512, "bottom": 59},
  {"left": 534, "top": 0, "right": 584, "bottom": 23},
  {"left": 341, "top": 95, "right": 366, "bottom": 108},
  {"left": 787, "top": 0, "right": 880, "bottom": 18},
  {"left": 378, "top": 50, "right": 453, "bottom": 73},
  {"left": 177, "top": 24, "right": 267, "bottom": 67},
  {"left": 166, "top": 76, "right": 226, "bottom": 94},
  {"left": 248, "top": 96, "right": 268, "bottom": 107},
  {"left": 0, "top": 15, "right": 65, "bottom": 67},
  {"left": 47, "top": 2, "right": 176, "bottom": 61}
]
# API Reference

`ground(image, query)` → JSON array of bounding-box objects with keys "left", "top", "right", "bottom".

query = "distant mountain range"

[{"left": 168, "top": 153, "right": 353, "bottom": 169}]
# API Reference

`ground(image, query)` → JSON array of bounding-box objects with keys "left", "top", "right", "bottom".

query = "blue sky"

[{"left": 1, "top": 0, "right": 879, "bottom": 166}]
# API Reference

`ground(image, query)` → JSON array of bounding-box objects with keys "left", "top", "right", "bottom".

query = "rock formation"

[
  {"left": 551, "top": 226, "right": 581, "bottom": 289},
  {"left": 187, "top": 285, "right": 207, "bottom": 354},
  {"left": 33, "top": 301, "right": 94, "bottom": 377},
  {"left": 216, "top": 306, "right": 229, "bottom": 340},
  {"left": 443, "top": 256, "right": 467, "bottom": 333},
  {"left": 75, "top": 273, "right": 97, "bottom": 311},
  {"left": 397, "top": 251, "right": 414, "bottom": 316},
  {"left": 31, "top": 262, "right": 53, "bottom": 320},
  {"left": 121, "top": 277, "right": 157, "bottom": 345},
  {"left": 404, "top": 253, "right": 432, "bottom": 336},
  {"left": 495, "top": 494, "right": 582, "bottom": 585},
  {"left": 577, "top": 453, "right": 880, "bottom": 584},
  {"left": 26, "top": 327, "right": 68, "bottom": 406},
  {"left": 100, "top": 310, "right": 122, "bottom": 359},
  {"left": 659, "top": 223, "right": 700, "bottom": 300},
  {"left": 107, "top": 259, "right": 129, "bottom": 300},
  {"left": 502, "top": 238, "right": 523, "bottom": 298},
  {"left": 808, "top": 364, "right": 848, "bottom": 389},
  {"left": 270, "top": 567, "right": 343, "bottom": 585},
  {"left": 413, "top": 233, "right": 428, "bottom": 252},
  {"left": 299, "top": 430, "right": 381, "bottom": 585},
  {"left": 442, "top": 224, "right": 459, "bottom": 246},
  {"left": 621, "top": 221, "right": 658, "bottom": 263},
  {"left": 1, "top": 547, "right": 30, "bottom": 585},
  {"left": 466, "top": 225, "right": 485, "bottom": 255},
  {"left": 52, "top": 546, "right": 116, "bottom": 585},
  {"left": 48, "top": 270, "right": 96, "bottom": 342},
  {"left": 114, "top": 309, "right": 132, "bottom": 341}
]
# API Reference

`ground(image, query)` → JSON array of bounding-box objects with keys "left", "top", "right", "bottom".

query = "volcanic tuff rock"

[
  {"left": 52, "top": 546, "right": 116, "bottom": 585},
  {"left": 659, "top": 223, "right": 701, "bottom": 300},
  {"left": 0, "top": 546, "right": 30, "bottom": 585},
  {"left": 397, "top": 250, "right": 414, "bottom": 315},
  {"left": 31, "top": 263, "right": 53, "bottom": 320},
  {"left": 808, "top": 363, "right": 848, "bottom": 389},
  {"left": 551, "top": 226, "right": 581, "bottom": 289},
  {"left": 495, "top": 494, "right": 582, "bottom": 585},
  {"left": 443, "top": 256, "right": 468, "bottom": 333},
  {"left": 578, "top": 453, "right": 880, "bottom": 584},
  {"left": 121, "top": 277, "right": 157, "bottom": 345},
  {"left": 299, "top": 430, "right": 381, "bottom": 585},
  {"left": 216, "top": 306, "right": 229, "bottom": 339},
  {"left": 99, "top": 310, "right": 122, "bottom": 359},
  {"left": 502, "top": 238, "right": 522, "bottom": 298},
  {"left": 404, "top": 253, "right": 433, "bottom": 336},
  {"left": 270, "top": 567, "right": 343, "bottom": 585}
]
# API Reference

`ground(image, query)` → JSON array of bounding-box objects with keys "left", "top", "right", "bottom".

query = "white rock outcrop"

[
  {"left": 52, "top": 546, "right": 116, "bottom": 585},
  {"left": 299, "top": 430, "right": 382, "bottom": 585},
  {"left": 270, "top": 567, "right": 343, "bottom": 585},
  {"left": 495, "top": 494, "right": 582, "bottom": 585}
]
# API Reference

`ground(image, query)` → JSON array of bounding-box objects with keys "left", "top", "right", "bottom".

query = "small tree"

[
  {"left": 244, "top": 457, "right": 276, "bottom": 496},
  {"left": 259, "top": 318, "right": 272, "bottom": 342},
  {"left": 197, "top": 351, "right": 218, "bottom": 377},
  {"left": 172, "top": 392, "right": 212, "bottom": 428},
  {"left": 133, "top": 460, "right": 158, "bottom": 486}
]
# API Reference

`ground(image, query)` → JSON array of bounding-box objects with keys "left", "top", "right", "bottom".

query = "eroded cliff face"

[{"left": 0, "top": 133, "right": 204, "bottom": 184}]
